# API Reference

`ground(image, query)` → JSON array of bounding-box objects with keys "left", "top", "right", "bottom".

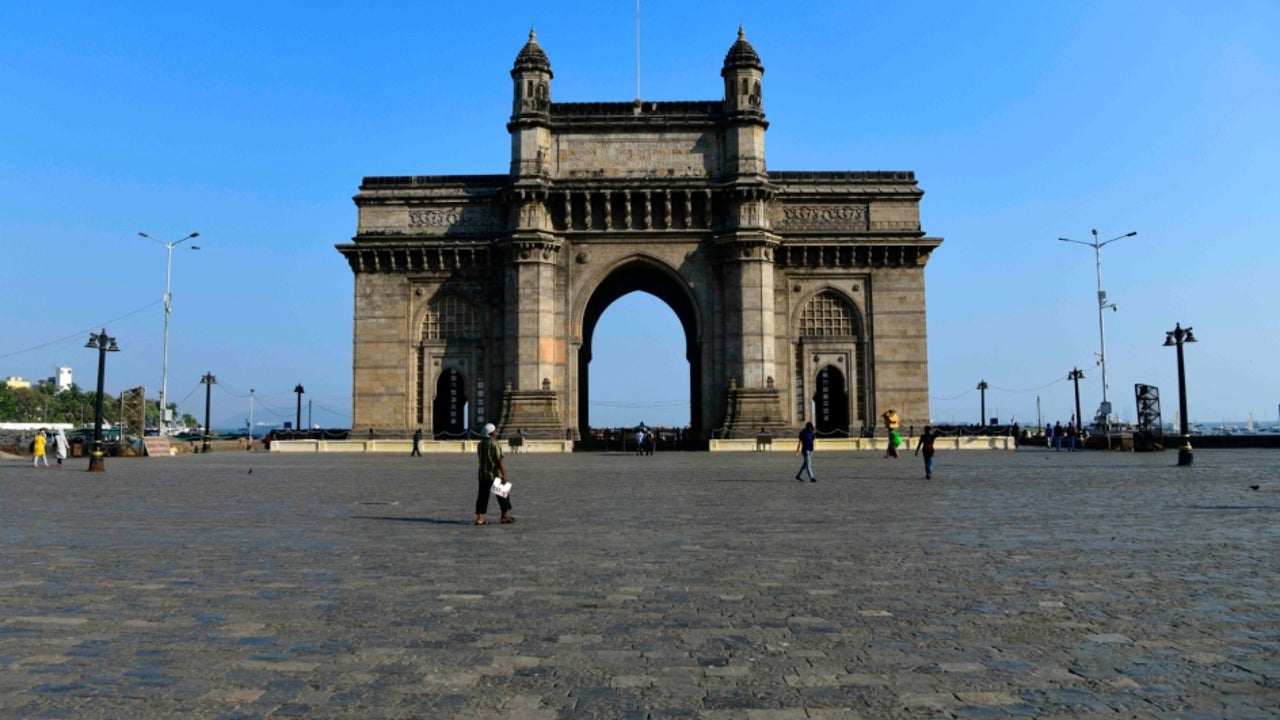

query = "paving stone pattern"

[{"left": 2, "top": 448, "right": 1279, "bottom": 719}]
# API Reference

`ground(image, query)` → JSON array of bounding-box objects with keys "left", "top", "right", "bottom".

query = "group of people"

[
  {"left": 29, "top": 428, "right": 70, "bottom": 469},
  {"left": 1046, "top": 421, "right": 1084, "bottom": 451},
  {"left": 793, "top": 412, "right": 941, "bottom": 482},
  {"left": 634, "top": 428, "right": 656, "bottom": 456}
]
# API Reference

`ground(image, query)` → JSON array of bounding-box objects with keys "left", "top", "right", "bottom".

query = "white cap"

[{"left": 482, "top": 423, "right": 496, "bottom": 436}]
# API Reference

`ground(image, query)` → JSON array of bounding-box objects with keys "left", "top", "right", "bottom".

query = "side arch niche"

[
  {"left": 795, "top": 289, "right": 866, "bottom": 436},
  {"left": 418, "top": 293, "right": 483, "bottom": 437}
]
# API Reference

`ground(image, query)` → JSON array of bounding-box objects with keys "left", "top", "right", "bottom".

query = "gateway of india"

[{"left": 337, "top": 29, "right": 942, "bottom": 445}]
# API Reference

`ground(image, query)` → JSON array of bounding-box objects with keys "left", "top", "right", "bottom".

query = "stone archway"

[{"left": 578, "top": 258, "right": 701, "bottom": 441}]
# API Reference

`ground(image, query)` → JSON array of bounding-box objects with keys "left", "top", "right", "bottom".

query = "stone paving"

[{"left": 1, "top": 446, "right": 1278, "bottom": 719}]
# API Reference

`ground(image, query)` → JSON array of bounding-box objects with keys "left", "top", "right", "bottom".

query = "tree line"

[{"left": 0, "top": 382, "right": 198, "bottom": 429}]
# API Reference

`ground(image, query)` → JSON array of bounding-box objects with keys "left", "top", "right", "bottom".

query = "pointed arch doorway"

[
  {"left": 812, "top": 364, "right": 850, "bottom": 438},
  {"left": 578, "top": 259, "right": 702, "bottom": 443},
  {"left": 432, "top": 369, "right": 469, "bottom": 439}
]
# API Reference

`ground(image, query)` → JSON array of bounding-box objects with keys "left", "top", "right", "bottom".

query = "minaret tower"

[
  {"left": 500, "top": 29, "right": 565, "bottom": 435},
  {"left": 721, "top": 26, "right": 768, "bottom": 177},
  {"left": 717, "top": 27, "right": 784, "bottom": 437},
  {"left": 509, "top": 28, "right": 553, "bottom": 179}
]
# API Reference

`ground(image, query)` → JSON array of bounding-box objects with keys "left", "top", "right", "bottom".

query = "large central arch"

[{"left": 578, "top": 258, "right": 702, "bottom": 440}]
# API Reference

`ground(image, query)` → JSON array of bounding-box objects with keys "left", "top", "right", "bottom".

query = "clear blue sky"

[{"left": 2, "top": 1, "right": 1277, "bottom": 430}]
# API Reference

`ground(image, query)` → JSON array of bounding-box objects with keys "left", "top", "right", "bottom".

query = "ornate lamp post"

[
  {"left": 84, "top": 329, "right": 120, "bottom": 472},
  {"left": 139, "top": 231, "right": 199, "bottom": 434},
  {"left": 976, "top": 380, "right": 989, "bottom": 427},
  {"left": 1058, "top": 229, "right": 1137, "bottom": 434},
  {"left": 294, "top": 384, "right": 305, "bottom": 431},
  {"left": 200, "top": 372, "right": 216, "bottom": 453},
  {"left": 1163, "top": 323, "right": 1197, "bottom": 467},
  {"left": 1068, "top": 368, "right": 1085, "bottom": 435}
]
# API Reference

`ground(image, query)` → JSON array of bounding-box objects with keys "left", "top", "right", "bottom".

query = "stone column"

[{"left": 500, "top": 233, "right": 565, "bottom": 434}]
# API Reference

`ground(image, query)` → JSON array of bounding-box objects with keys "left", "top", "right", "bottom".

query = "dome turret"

[
  {"left": 512, "top": 29, "right": 553, "bottom": 76},
  {"left": 722, "top": 26, "right": 762, "bottom": 72}
]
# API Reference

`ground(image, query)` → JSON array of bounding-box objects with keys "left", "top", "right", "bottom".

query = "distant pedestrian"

[
  {"left": 32, "top": 429, "right": 49, "bottom": 468},
  {"left": 1045, "top": 423, "right": 1053, "bottom": 448},
  {"left": 645, "top": 429, "right": 655, "bottom": 456},
  {"left": 1067, "top": 423, "right": 1077, "bottom": 452},
  {"left": 411, "top": 428, "right": 422, "bottom": 456},
  {"left": 1053, "top": 422, "right": 1064, "bottom": 451},
  {"left": 794, "top": 421, "right": 816, "bottom": 482},
  {"left": 516, "top": 428, "right": 526, "bottom": 453},
  {"left": 915, "top": 425, "right": 939, "bottom": 479},
  {"left": 635, "top": 428, "right": 645, "bottom": 456},
  {"left": 53, "top": 428, "right": 69, "bottom": 468},
  {"left": 475, "top": 423, "right": 514, "bottom": 525}
]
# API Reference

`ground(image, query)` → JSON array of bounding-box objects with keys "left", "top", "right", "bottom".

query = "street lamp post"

[
  {"left": 977, "top": 380, "right": 988, "bottom": 427},
  {"left": 1163, "top": 323, "right": 1197, "bottom": 467},
  {"left": 139, "top": 231, "right": 200, "bottom": 435},
  {"left": 294, "top": 384, "right": 305, "bottom": 432},
  {"left": 84, "top": 329, "right": 120, "bottom": 472},
  {"left": 200, "top": 372, "right": 216, "bottom": 453},
  {"left": 1068, "top": 368, "right": 1085, "bottom": 436},
  {"left": 1058, "top": 229, "right": 1137, "bottom": 435}
]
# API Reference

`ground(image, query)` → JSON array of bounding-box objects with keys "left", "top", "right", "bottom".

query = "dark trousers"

[{"left": 476, "top": 476, "right": 512, "bottom": 515}]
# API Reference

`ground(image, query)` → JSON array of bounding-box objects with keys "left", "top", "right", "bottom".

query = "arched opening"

[
  {"left": 432, "top": 369, "right": 468, "bottom": 439},
  {"left": 579, "top": 259, "right": 701, "bottom": 445},
  {"left": 812, "top": 364, "right": 849, "bottom": 438}
]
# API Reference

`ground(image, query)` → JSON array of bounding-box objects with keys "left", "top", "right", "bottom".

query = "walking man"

[
  {"left": 794, "top": 421, "right": 816, "bottom": 482},
  {"left": 475, "top": 423, "right": 514, "bottom": 525},
  {"left": 411, "top": 428, "right": 422, "bottom": 457},
  {"left": 915, "top": 425, "right": 939, "bottom": 479}
]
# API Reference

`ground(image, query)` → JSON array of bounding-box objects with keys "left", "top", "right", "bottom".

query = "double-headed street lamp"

[
  {"left": 1058, "top": 229, "right": 1137, "bottom": 435},
  {"left": 976, "top": 380, "right": 989, "bottom": 427},
  {"left": 1163, "top": 323, "right": 1197, "bottom": 467},
  {"left": 84, "top": 329, "right": 120, "bottom": 472},
  {"left": 139, "top": 231, "right": 200, "bottom": 434},
  {"left": 294, "top": 384, "right": 305, "bottom": 431}
]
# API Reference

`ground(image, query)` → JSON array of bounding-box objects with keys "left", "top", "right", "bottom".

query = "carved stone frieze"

[
  {"left": 770, "top": 204, "right": 869, "bottom": 231},
  {"left": 407, "top": 206, "right": 504, "bottom": 234}
]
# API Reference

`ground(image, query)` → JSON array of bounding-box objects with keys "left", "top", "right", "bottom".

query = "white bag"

[{"left": 490, "top": 477, "right": 511, "bottom": 498}]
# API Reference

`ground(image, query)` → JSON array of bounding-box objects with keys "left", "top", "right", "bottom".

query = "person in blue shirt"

[{"left": 794, "top": 422, "right": 816, "bottom": 482}]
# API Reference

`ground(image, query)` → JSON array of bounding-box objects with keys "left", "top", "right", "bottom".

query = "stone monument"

[{"left": 337, "top": 28, "right": 943, "bottom": 443}]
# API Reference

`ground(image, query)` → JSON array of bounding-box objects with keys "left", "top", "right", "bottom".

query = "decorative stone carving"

[
  {"left": 772, "top": 204, "right": 869, "bottom": 231},
  {"left": 407, "top": 206, "right": 503, "bottom": 233}
]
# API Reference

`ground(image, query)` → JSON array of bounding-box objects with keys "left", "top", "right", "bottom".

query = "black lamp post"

[
  {"left": 1068, "top": 368, "right": 1085, "bottom": 434},
  {"left": 1164, "top": 323, "right": 1197, "bottom": 467},
  {"left": 294, "top": 384, "right": 305, "bottom": 431},
  {"left": 976, "top": 380, "right": 988, "bottom": 427},
  {"left": 200, "top": 372, "right": 216, "bottom": 453},
  {"left": 84, "top": 329, "right": 120, "bottom": 472}
]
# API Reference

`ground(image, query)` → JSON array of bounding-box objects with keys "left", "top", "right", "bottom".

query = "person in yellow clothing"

[{"left": 32, "top": 429, "right": 49, "bottom": 469}]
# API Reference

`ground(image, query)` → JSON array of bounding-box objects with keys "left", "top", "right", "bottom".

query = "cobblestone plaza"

[{"left": 2, "top": 449, "right": 1278, "bottom": 718}]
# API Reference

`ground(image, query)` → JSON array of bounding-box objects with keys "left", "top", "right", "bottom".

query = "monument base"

[
  {"left": 722, "top": 386, "right": 787, "bottom": 439},
  {"left": 498, "top": 390, "right": 566, "bottom": 437}
]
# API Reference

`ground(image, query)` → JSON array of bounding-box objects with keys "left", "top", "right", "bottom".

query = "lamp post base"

[
  {"left": 87, "top": 452, "right": 106, "bottom": 472},
  {"left": 1177, "top": 436, "right": 1194, "bottom": 467}
]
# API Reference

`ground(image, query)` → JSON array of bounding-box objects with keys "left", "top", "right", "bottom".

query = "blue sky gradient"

[{"left": 2, "top": 1, "right": 1277, "bottom": 429}]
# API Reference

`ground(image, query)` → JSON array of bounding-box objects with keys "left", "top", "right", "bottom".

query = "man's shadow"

[{"left": 352, "top": 515, "right": 472, "bottom": 525}]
